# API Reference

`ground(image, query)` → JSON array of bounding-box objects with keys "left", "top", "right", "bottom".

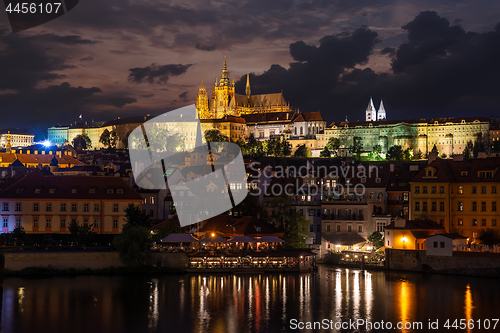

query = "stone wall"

[
  {"left": 386, "top": 249, "right": 500, "bottom": 276},
  {"left": 146, "top": 252, "right": 189, "bottom": 270},
  {"left": 3, "top": 252, "right": 123, "bottom": 271}
]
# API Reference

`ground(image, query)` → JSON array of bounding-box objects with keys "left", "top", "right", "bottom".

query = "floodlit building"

[{"left": 0, "top": 129, "right": 34, "bottom": 148}]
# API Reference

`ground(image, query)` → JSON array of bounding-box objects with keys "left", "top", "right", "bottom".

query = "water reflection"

[{"left": 2, "top": 267, "right": 500, "bottom": 333}]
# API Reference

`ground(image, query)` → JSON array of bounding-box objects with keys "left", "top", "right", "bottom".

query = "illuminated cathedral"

[{"left": 196, "top": 57, "right": 292, "bottom": 120}]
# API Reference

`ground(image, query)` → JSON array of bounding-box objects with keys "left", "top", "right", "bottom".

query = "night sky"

[{"left": 1, "top": 0, "right": 500, "bottom": 139}]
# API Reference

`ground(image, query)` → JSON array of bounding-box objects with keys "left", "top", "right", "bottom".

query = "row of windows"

[
  {"left": 3, "top": 202, "right": 120, "bottom": 212},
  {"left": 324, "top": 224, "right": 363, "bottom": 233},
  {"left": 415, "top": 201, "right": 497, "bottom": 212},
  {"left": 9, "top": 218, "right": 121, "bottom": 229},
  {"left": 414, "top": 185, "right": 497, "bottom": 194},
  {"left": 457, "top": 218, "right": 497, "bottom": 227}
]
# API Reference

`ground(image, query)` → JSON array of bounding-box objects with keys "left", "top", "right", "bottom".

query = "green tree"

[
  {"left": 152, "top": 220, "right": 181, "bottom": 242},
  {"left": 403, "top": 148, "right": 413, "bottom": 161},
  {"left": 440, "top": 153, "right": 447, "bottom": 159},
  {"left": 473, "top": 140, "right": 485, "bottom": 158},
  {"left": 321, "top": 137, "right": 341, "bottom": 158},
  {"left": 269, "top": 196, "right": 292, "bottom": 230},
  {"left": 349, "top": 138, "right": 363, "bottom": 159},
  {"left": 368, "top": 231, "right": 384, "bottom": 249},
  {"left": 478, "top": 228, "right": 500, "bottom": 246},
  {"left": 280, "top": 139, "right": 292, "bottom": 157},
  {"left": 284, "top": 212, "right": 310, "bottom": 248},
  {"left": 386, "top": 145, "right": 404, "bottom": 160},
  {"left": 204, "top": 129, "right": 229, "bottom": 143},
  {"left": 99, "top": 129, "right": 111, "bottom": 148},
  {"left": 72, "top": 134, "right": 92, "bottom": 150},
  {"left": 414, "top": 149, "right": 423, "bottom": 160},
  {"left": 431, "top": 144, "right": 439, "bottom": 153},
  {"left": 463, "top": 140, "right": 473, "bottom": 158},
  {"left": 113, "top": 204, "right": 153, "bottom": 267},
  {"left": 371, "top": 144, "right": 382, "bottom": 160},
  {"left": 12, "top": 225, "right": 26, "bottom": 246},
  {"left": 232, "top": 194, "right": 268, "bottom": 219},
  {"left": 294, "top": 144, "right": 310, "bottom": 157}
]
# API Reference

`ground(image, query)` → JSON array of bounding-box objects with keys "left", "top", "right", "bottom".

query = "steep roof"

[
  {"left": 0, "top": 152, "right": 82, "bottom": 166},
  {"left": 411, "top": 158, "right": 500, "bottom": 183},
  {"left": 241, "top": 111, "right": 297, "bottom": 124},
  {"left": 0, "top": 168, "right": 143, "bottom": 200},
  {"left": 294, "top": 112, "right": 324, "bottom": 122},
  {"left": 385, "top": 219, "right": 445, "bottom": 230},
  {"left": 327, "top": 116, "right": 491, "bottom": 128}
]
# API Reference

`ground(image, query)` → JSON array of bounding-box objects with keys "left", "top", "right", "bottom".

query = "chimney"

[
  {"left": 434, "top": 229, "right": 437, "bottom": 235},
  {"left": 394, "top": 219, "right": 405, "bottom": 228},
  {"left": 428, "top": 152, "right": 438, "bottom": 164},
  {"left": 453, "top": 154, "right": 464, "bottom": 161}
]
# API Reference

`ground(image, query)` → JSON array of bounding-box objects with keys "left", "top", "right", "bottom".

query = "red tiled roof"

[{"left": 0, "top": 168, "right": 143, "bottom": 200}]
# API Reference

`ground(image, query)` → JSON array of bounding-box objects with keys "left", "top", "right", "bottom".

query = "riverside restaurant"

[{"left": 159, "top": 233, "right": 316, "bottom": 272}]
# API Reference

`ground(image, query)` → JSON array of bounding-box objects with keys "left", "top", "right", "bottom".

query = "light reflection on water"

[{"left": 1, "top": 266, "right": 499, "bottom": 333}]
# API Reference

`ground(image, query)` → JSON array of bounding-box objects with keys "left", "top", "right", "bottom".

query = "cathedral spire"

[
  {"left": 377, "top": 98, "right": 386, "bottom": 120},
  {"left": 6, "top": 130, "right": 11, "bottom": 154},
  {"left": 220, "top": 56, "right": 229, "bottom": 86},
  {"left": 366, "top": 96, "right": 377, "bottom": 122},
  {"left": 246, "top": 71, "right": 251, "bottom": 98},
  {"left": 200, "top": 72, "right": 205, "bottom": 89}
]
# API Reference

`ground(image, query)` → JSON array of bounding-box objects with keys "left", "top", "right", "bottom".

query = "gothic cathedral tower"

[
  {"left": 196, "top": 73, "right": 209, "bottom": 119},
  {"left": 212, "top": 56, "right": 235, "bottom": 118},
  {"left": 365, "top": 97, "right": 377, "bottom": 122}
]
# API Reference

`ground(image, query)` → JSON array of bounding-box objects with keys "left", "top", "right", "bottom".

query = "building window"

[
  {"left": 83, "top": 203, "right": 89, "bottom": 212},
  {"left": 481, "top": 202, "right": 486, "bottom": 212},
  {"left": 60, "top": 219, "right": 66, "bottom": 228},
  {"left": 317, "top": 209, "right": 321, "bottom": 217},
  {"left": 94, "top": 219, "right": 99, "bottom": 228},
  {"left": 60, "top": 203, "right": 66, "bottom": 212},
  {"left": 415, "top": 201, "right": 420, "bottom": 211},
  {"left": 310, "top": 225, "right": 313, "bottom": 232},
  {"left": 493, "top": 202, "right": 497, "bottom": 212},
  {"left": 94, "top": 203, "right": 100, "bottom": 212},
  {"left": 433, "top": 241, "right": 438, "bottom": 248},
  {"left": 472, "top": 186, "right": 477, "bottom": 194},
  {"left": 422, "top": 202, "right": 427, "bottom": 211},
  {"left": 472, "top": 219, "right": 477, "bottom": 226},
  {"left": 439, "top": 186, "right": 444, "bottom": 194},
  {"left": 113, "top": 219, "right": 118, "bottom": 228},
  {"left": 458, "top": 202, "right": 463, "bottom": 211},
  {"left": 2, "top": 202, "right": 8, "bottom": 211},
  {"left": 472, "top": 202, "right": 477, "bottom": 212},
  {"left": 439, "top": 219, "right": 444, "bottom": 226},
  {"left": 439, "top": 202, "right": 445, "bottom": 211},
  {"left": 493, "top": 219, "right": 497, "bottom": 227},
  {"left": 15, "top": 218, "right": 21, "bottom": 227},
  {"left": 423, "top": 186, "right": 428, "bottom": 194},
  {"left": 299, "top": 209, "right": 304, "bottom": 216},
  {"left": 458, "top": 186, "right": 463, "bottom": 194},
  {"left": 481, "top": 219, "right": 487, "bottom": 226},
  {"left": 493, "top": 186, "right": 497, "bottom": 194},
  {"left": 458, "top": 219, "right": 463, "bottom": 226},
  {"left": 358, "top": 225, "right": 363, "bottom": 233},
  {"left": 33, "top": 202, "right": 39, "bottom": 211},
  {"left": 46, "top": 218, "right": 51, "bottom": 228},
  {"left": 83, "top": 219, "right": 89, "bottom": 227},
  {"left": 46, "top": 203, "right": 52, "bottom": 212},
  {"left": 481, "top": 186, "right": 486, "bottom": 194},
  {"left": 431, "top": 202, "right": 436, "bottom": 211},
  {"left": 336, "top": 225, "right": 341, "bottom": 232},
  {"left": 3, "top": 218, "right": 9, "bottom": 228},
  {"left": 415, "top": 186, "right": 420, "bottom": 194},
  {"left": 113, "top": 204, "right": 119, "bottom": 212},
  {"left": 15, "top": 202, "right": 21, "bottom": 212},
  {"left": 33, "top": 218, "right": 38, "bottom": 228},
  {"left": 316, "top": 225, "right": 321, "bottom": 232},
  {"left": 71, "top": 203, "right": 77, "bottom": 212},
  {"left": 431, "top": 186, "right": 436, "bottom": 193},
  {"left": 440, "top": 242, "right": 445, "bottom": 248}
]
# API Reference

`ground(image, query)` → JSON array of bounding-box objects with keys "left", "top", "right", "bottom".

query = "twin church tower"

[{"left": 365, "top": 97, "right": 386, "bottom": 122}]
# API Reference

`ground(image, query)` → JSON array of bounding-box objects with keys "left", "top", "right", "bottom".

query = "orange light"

[{"left": 211, "top": 233, "right": 215, "bottom": 237}]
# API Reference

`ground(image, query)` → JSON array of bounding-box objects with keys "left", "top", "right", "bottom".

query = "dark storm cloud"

[
  {"left": 196, "top": 43, "right": 218, "bottom": 51},
  {"left": 237, "top": 11, "right": 500, "bottom": 122},
  {"left": 24, "top": 33, "right": 100, "bottom": 45},
  {"left": 235, "top": 26, "right": 379, "bottom": 112},
  {"left": 80, "top": 56, "right": 94, "bottom": 61},
  {"left": 128, "top": 63, "right": 193, "bottom": 84},
  {"left": 380, "top": 47, "right": 396, "bottom": 56},
  {"left": 140, "top": 94, "right": 155, "bottom": 98},
  {"left": 178, "top": 91, "right": 188, "bottom": 102}
]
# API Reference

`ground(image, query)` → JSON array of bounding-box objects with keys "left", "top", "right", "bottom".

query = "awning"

[
  {"left": 322, "top": 234, "right": 367, "bottom": 246},
  {"left": 254, "top": 236, "right": 284, "bottom": 243},
  {"left": 228, "top": 236, "right": 258, "bottom": 243},
  {"left": 199, "top": 235, "right": 228, "bottom": 243},
  {"left": 161, "top": 233, "right": 199, "bottom": 242}
]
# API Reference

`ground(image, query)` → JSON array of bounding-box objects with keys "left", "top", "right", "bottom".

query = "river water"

[{"left": 1, "top": 265, "right": 499, "bottom": 333}]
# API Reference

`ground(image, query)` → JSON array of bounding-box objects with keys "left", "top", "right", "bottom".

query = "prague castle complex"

[{"left": 45, "top": 57, "right": 497, "bottom": 157}]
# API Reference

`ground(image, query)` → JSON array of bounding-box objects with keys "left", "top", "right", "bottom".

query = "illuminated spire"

[
  {"left": 220, "top": 56, "right": 229, "bottom": 86},
  {"left": 200, "top": 72, "right": 205, "bottom": 89},
  {"left": 246, "top": 71, "right": 251, "bottom": 98},
  {"left": 377, "top": 98, "right": 386, "bottom": 120},
  {"left": 6, "top": 130, "right": 11, "bottom": 154}
]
